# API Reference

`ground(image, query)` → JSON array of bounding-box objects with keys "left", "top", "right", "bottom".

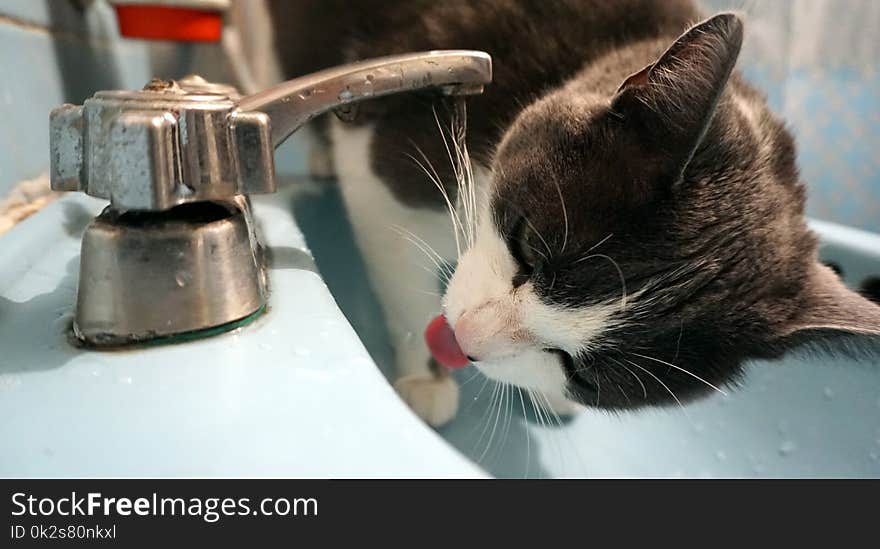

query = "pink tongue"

[{"left": 425, "top": 315, "right": 470, "bottom": 369}]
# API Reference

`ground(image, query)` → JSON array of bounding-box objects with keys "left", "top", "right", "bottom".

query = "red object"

[
  {"left": 114, "top": 5, "right": 223, "bottom": 42},
  {"left": 425, "top": 315, "right": 470, "bottom": 369}
]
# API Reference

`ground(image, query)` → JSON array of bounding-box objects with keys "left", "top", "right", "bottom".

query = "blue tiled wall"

[{"left": 702, "top": 0, "right": 880, "bottom": 233}]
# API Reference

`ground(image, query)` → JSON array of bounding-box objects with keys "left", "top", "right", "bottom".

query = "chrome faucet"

[{"left": 49, "top": 50, "right": 492, "bottom": 346}]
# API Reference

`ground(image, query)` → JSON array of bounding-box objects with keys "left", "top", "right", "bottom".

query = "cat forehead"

[
  {"left": 491, "top": 114, "right": 664, "bottom": 227},
  {"left": 494, "top": 98, "right": 608, "bottom": 172}
]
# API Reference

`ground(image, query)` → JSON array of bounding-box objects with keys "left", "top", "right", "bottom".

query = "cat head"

[{"left": 443, "top": 13, "right": 880, "bottom": 409}]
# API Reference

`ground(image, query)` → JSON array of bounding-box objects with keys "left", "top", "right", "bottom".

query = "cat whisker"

[
  {"left": 498, "top": 383, "right": 512, "bottom": 459},
  {"left": 478, "top": 381, "right": 508, "bottom": 463},
  {"left": 526, "top": 390, "right": 541, "bottom": 428},
  {"left": 583, "top": 232, "right": 614, "bottom": 255},
  {"left": 412, "top": 263, "right": 448, "bottom": 286},
  {"left": 404, "top": 150, "right": 464, "bottom": 257},
  {"left": 409, "top": 288, "right": 442, "bottom": 297},
  {"left": 629, "top": 351, "right": 728, "bottom": 397},
  {"left": 516, "top": 386, "right": 532, "bottom": 479},
  {"left": 524, "top": 240, "right": 549, "bottom": 263},
  {"left": 536, "top": 390, "right": 579, "bottom": 475},
  {"left": 501, "top": 384, "right": 515, "bottom": 458},
  {"left": 608, "top": 355, "right": 648, "bottom": 400},
  {"left": 390, "top": 224, "right": 453, "bottom": 281},
  {"left": 576, "top": 253, "right": 628, "bottom": 311},
  {"left": 673, "top": 318, "right": 684, "bottom": 363},
  {"left": 458, "top": 368, "right": 483, "bottom": 388},
  {"left": 492, "top": 193, "right": 554, "bottom": 262},
  {"left": 393, "top": 230, "right": 445, "bottom": 273},
  {"left": 552, "top": 178, "right": 569, "bottom": 254},
  {"left": 537, "top": 391, "right": 563, "bottom": 429},
  {"left": 624, "top": 358, "right": 691, "bottom": 421},
  {"left": 433, "top": 109, "right": 465, "bottom": 236},
  {"left": 528, "top": 390, "right": 549, "bottom": 436},
  {"left": 447, "top": 102, "right": 479, "bottom": 248},
  {"left": 465, "top": 375, "right": 492, "bottom": 414},
  {"left": 472, "top": 381, "right": 500, "bottom": 456},
  {"left": 395, "top": 236, "right": 451, "bottom": 285},
  {"left": 594, "top": 371, "right": 601, "bottom": 406},
  {"left": 433, "top": 106, "right": 476, "bottom": 250},
  {"left": 522, "top": 214, "right": 553, "bottom": 259},
  {"left": 391, "top": 224, "right": 447, "bottom": 265}
]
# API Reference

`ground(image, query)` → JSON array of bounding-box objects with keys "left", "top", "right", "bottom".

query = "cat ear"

[
  {"left": 612, "top": 13, "right": 744, "bottom": 183},
  {"left": 782, "top": 263, "right": 880, "bottom": 343}
]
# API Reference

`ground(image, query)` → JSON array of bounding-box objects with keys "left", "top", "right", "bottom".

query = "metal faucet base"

[{"left": 73, "top": 199, "right": 267, "bottom": 347}]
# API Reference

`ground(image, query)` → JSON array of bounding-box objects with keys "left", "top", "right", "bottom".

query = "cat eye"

[{"left": 509, "top": 219, "right": 540, "bottom": 280}]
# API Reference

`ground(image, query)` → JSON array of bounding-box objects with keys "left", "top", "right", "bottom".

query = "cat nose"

[
  {"left": 453, "top": 314, "right": 485, "bottom": 362},
  {"left": 454, "top": 309, "right": 510, "bottom": 362}
]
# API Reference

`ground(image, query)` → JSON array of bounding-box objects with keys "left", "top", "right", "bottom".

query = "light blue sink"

[{"left": 0, "top": 186, "right": 484, "bottom": 477}]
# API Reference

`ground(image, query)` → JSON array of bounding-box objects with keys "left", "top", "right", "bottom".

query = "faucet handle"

[{"left": 50, "top": 76, "right": 276, "bottom": 211}]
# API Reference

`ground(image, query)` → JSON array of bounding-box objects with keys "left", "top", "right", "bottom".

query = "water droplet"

[
  {"left": 120, "top": 376, "right": 132, "bottom": 385},
  {"left": 716, "top": 450, "right": 727, "bottom": 461},
  {"left": 752, "top": 463, "right": 766, "bottom": 474},
  {"left": 776, "top": 420, "right": 789, "bottom": 434},
  {"left": 338, "top": 88, "right": 354, "bottom": 101},
  {"left": 366, "top": 74, "right": 374, "bottom": 82},
  {"left": 870, "top": 452, "right": 879, "bottom": 462},
  {"left": 778, "top": 440, "right": 797, "bottom": 456},
  {"left": 823, "top": 387, "right": 835, "bottom": 399},
  {"left": 295, "top": 347, "right": 311, "bottom": 357},
  {"left": 175, "top": 271, "right": 192, "bottom": 287}
]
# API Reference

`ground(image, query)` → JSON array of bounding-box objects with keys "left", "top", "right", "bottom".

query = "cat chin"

[{"left": 474, "top": 348, "right": 569, "bottom": 398}]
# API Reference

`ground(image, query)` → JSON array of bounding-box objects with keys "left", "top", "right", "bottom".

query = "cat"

[{"left": 269, "top": 0, "right": 880, "bottom": 426}]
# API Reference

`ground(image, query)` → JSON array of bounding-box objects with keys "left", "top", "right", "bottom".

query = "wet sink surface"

[{"left": 0, "top": 188, "right": 484, "bottom": 477}]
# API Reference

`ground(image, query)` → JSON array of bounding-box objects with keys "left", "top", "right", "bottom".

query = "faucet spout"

[{"left": 235, "top": 50, "right": 492, "bottom": 148}]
